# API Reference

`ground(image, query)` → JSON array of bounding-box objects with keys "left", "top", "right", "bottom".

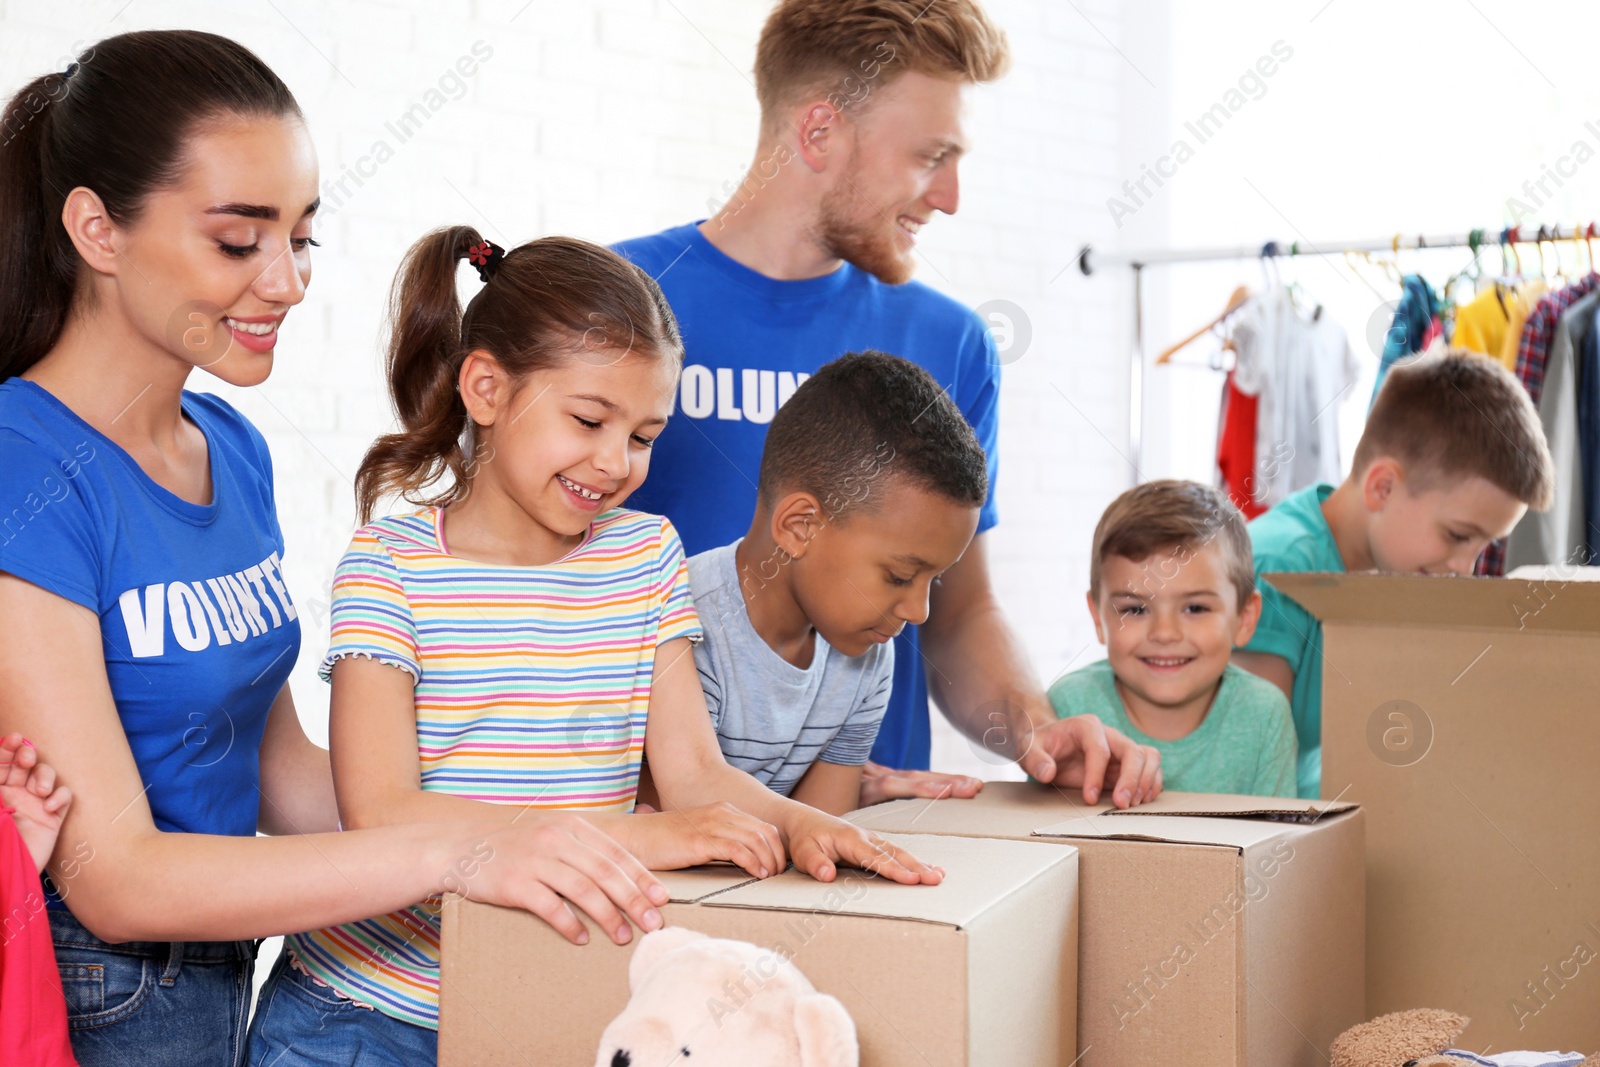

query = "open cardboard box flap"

[
  {"left": 852, "top": 782, "right": 1356, "bottom": 851},
  {"left": 703, "top": 832, "right": 1069, "bottom": 928},
  {"left": 1266, "top": 570, "right": 1600, "bottom": 633},
  {"left": 1034, "top": 813, "right": 1305, "bottom": 850},
  {"left": 1098, "top": 789, "right": 1356, "bottom": 820}
]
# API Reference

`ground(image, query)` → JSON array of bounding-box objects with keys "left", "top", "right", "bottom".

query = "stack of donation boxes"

[
  {"left": 848, "top": 784, "right": 1364, "bottom": 1067},
  {"left": 437, "top": 784, "right": 1363, "bottom": 1067}
]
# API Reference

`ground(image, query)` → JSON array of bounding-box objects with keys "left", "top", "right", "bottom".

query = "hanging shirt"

[
  {"left": 1515, "top": 273, "right": 1600, "bottom": 406},
  {"left": 1479, "top": 277, "right": 1599, "bottom": 576},
  {"left": 1582, "top": 302, "right": 1600, "bottom": 559},
  {"left": 1499, "top": 280, "right": 1549, "bottom": 373},
  {"left": 1372, "top": 274, "right": 1442, "bottom": 401},
  {"left": 612, "top": 221, "right": 1001, "bottom": 772},
  {"left": 1231, "top": 289, "right": 1357, "bottom": 508},
  {"left": 1508, "top": 290, "right": 1599, "bottom": 568},
  {"left": 0, "top": 380, "right": 300, "bottom": 868},
  {"left": 1216, "top": 371, "right": 1265, "bottom": 518},
  {"left": 1451, "top": 285, "right": 1512, "bottom": 363}
]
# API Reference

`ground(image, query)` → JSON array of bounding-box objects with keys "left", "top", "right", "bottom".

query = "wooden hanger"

[{"left": 1156, "top": 285, "right": 1250, "bottom": 365}]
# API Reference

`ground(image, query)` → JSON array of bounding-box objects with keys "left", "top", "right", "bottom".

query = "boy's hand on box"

[
  {"left": 857, "top": 761, "right": 984, "bottom": 808},
  {"left": 618, "top": 803, "right": 786, "bottom": 880},
  {"left": 1019, "top": 716, "right": 1163, "bottom": 809},
  {"left": 786, "top": 807, "right": 945, "bottom": 886}
]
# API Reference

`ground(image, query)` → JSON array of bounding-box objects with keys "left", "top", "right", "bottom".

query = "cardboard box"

[
  {"left": 1272, "top": 571, "right": 1600, "bottom": 1051},
  {"left": 848, "top": 781, "right": 1364, "bottom": 1067},
  {"left": 438, "top": 831, "right": 1078, "bottom": 1067}
]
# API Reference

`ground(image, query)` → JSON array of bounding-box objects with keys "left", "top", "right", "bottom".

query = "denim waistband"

[{"left": 49, "top": 902, "right": 258, "bottom": 964}]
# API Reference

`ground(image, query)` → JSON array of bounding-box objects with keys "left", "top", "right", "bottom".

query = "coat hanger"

[
  {"left": 1156, "top": 284, "right": 1250, "bottom": 365},
  {"left": 1499, "top": 226, "right": 1524, "bottom": 281},
  {"left": 1536, "top": 224, "right": 1568, "bottom": 284},
  {"left": 1443, "top": 228, "right": 1485, "bottom": 306},
  {"left": 1344, "top": 249, "right": 1398, "bottom": 291}
]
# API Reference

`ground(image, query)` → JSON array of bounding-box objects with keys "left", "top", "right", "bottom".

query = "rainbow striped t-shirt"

[{"left": 286, "top": 506, "right": 701, "bottom": 1028}]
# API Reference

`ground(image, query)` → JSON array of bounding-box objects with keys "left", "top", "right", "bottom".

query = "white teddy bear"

[{"left": 593, "top": 927, "right": 859, "bottom": 1067}]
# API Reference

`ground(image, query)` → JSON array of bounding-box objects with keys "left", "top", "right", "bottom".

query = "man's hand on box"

[
  {"left": 856, "top": 760, "right": 984, "bottom": 808},
  {"left": 1019, "top": 716, "right": 1163, "bottom": 809}
]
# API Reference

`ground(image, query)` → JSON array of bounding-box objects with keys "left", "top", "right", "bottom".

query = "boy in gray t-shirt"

[{"left": 685, "top": 352, "right": 988, "bottom": 815}]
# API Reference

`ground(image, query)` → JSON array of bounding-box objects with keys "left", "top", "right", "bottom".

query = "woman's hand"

[{"left": 464, "top": 813, "right": 671, "bottom": 946}]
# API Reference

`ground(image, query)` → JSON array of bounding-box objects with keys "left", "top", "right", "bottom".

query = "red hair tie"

[{"left": 466, "top": 239, "right": 505, "bottom": 283}]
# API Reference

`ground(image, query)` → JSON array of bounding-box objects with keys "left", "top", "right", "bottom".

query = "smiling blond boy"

[{"left": 1051, "top": 480, "right": 1296, "bottom": 798}]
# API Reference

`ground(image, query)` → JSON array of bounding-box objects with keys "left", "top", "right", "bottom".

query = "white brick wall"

[{"left": 1, "top": 0, "right": 1171, "bottom": 778}]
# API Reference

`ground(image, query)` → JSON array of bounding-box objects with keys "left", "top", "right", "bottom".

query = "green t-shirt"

[
  {"left": 1242, "top": 482, "right": 1344, "bottom": 798},
  {"left": 1047, "top": 660, "right": 1298, "bottom": 798}
]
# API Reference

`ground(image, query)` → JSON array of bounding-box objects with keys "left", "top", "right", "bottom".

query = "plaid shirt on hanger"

[
  {"left": 1477, "top": 272, "right": 1600, "bottom": 575},
  {"left": 1515, "top": 272, "right": 1600, "bottom": 406}
]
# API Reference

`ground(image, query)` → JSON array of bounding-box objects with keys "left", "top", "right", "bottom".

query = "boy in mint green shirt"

[
  {"left": 1051, "top": 480, "right": 1296, "bottom": 797},
  {"left": 1234, "top": 353, "right": 1554, "bottom": 798}
]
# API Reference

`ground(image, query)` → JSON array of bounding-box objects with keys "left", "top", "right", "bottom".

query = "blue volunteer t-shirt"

[
  {"left": 614, "top": 221, "right": 1000, "bottom": 770},
  {"left": 0, "top": 379, "right": 301, "bottom": 853}
]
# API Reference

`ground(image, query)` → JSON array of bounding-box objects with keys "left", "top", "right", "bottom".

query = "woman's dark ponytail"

[
  {"left": 0, "top": 31, "right": 300, "bottom": 381},
  {"left": 0, "top": 70, "right": 78, "bottom": 381}
]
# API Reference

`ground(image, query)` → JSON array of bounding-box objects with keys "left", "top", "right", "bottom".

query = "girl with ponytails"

[{"left": 245, "top": 227, "right": 939, "bottom": 1062}]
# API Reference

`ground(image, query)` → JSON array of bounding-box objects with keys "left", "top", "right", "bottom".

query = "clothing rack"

[{"left": 1075, "top": 223, "right": 1600, "bottom": 475}]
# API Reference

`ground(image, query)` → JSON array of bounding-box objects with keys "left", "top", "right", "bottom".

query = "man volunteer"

[{"left": 616, "top": 0, "right": 1161, "bottom": 808}]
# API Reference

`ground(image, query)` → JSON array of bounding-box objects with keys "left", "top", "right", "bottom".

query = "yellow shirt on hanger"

[{"left": 1452, "top": 285, "right": 1511, "bottom": 361}]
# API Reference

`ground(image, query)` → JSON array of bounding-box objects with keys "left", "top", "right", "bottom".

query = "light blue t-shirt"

[
  {"left": 1242, "top": 482, "right": 1344, "bottom": 798},
  {"left": 688, "top": 542, "right": 892, "bottom": 796},
  {"left": 613, "top": 222, "right": 1000, "bottom": 772},
  {"left": 1049, "top": 660, "right": 1298, "bottom": 798},
  {"left": 0, "top": 379, "right": 300, "bottom": 854}
]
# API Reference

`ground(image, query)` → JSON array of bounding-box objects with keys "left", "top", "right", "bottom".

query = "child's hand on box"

[
  {"left": 857, "top": 761, "right": 984, "bottom": 808},
  {"left": 0, "top": 732, "right": 73, "bottom": 873},
  {"left": 782, "top": 806, "right": 944, "bottom": 886},
  {"left": 605, "top": 803, "right": 786, "bottom": 879}
]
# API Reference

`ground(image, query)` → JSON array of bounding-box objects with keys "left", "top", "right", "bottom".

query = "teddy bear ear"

[
  {"left": 794, "top": 992, "right": 858, "bottom": 1067},
  {"left": 627, "top": 927, "right": 709, "bottom": 994}
]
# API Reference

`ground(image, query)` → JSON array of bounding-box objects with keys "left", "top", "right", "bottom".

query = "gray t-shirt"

[{"left": 688, "top": 541, "right": 893, "bottom": 797}]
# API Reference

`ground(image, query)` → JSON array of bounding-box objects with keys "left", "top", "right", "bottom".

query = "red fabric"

[
  {"left": 1217, "top": 372, "right": 1266, "bottom": 519},
  {"left": 0, "top": 810, "right": 78, "bottom": 1066}
]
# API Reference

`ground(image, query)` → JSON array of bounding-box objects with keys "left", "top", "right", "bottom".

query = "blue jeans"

[
  {"left": 48, "top": 906, "right": 258, "bottom": 1067},
  {"left": 245, "top": 947, "right": 438, "bottom": 1066}
]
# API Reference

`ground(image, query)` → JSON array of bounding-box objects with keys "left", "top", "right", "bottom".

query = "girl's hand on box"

[
  {"left": 784, "top": 806, "right": 944, "bottom": 886},
  {"left": 608, "top": 803, "right": 785, "bottom": 879}
]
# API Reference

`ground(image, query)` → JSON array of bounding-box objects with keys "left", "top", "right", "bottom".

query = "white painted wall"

[{"left": 2, "top": 0, "right": 1172, "bottom": 785}]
